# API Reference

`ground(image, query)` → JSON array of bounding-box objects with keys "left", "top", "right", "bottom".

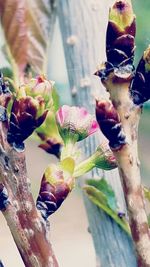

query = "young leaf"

[
  {"left": 0, "top": 0, "right": 56, "bottom": 77},
  {"left": 87, "top": 178, "right": 117, "bottom": 211},
  {"left": 0, "top": 67, "right": 13, "bottom": 80},
  {"left": 36, "top": 110, "right": 62, "bottom": 157},
  {"left": 84, "top": 178, "right": 130, "bottom": 235}
]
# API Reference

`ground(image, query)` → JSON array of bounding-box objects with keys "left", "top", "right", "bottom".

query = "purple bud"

[
  {"left": 7, "top": 96, "right": 48, "bottom": 148},
  {"left": 130, "top": 46, "right": 150, "bottom": 105},
  {"left": 36, "top": 163, "right": 74, "bottom": 219},
  {"left": 96, "top": 99, "right": 126, "bottom": 150},
  {"left": 106, "top": 0, "right": 136, "bottom": 66}
]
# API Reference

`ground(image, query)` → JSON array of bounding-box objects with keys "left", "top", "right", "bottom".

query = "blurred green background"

[
  {"left": 133, "top": 0, "right": 150, "bottom": 65},
  {"left": 132, "top": 0, "right": 150, "bottom": 185}
]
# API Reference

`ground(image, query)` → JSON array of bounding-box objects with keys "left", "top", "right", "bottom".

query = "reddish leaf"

[{"left": 0, "top": 0, "right": 56, "bottom": 76}]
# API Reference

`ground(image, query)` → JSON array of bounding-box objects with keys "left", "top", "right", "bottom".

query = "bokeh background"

[{"left": 0, "top": 0, "right": 150, "bottom": 266}]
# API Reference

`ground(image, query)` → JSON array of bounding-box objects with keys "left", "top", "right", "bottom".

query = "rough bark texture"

[
  {"left": 103, "top": 74, "right": 150, "bottom": 267},
  {"left": 0, "top": 1, "right": 60, "bottom": 266},
  {"left": 0, "top": 121, "right": 59, "bottom": 267},
  {"left": 57, "top": 0, "right": 137, "bottom": 266}
]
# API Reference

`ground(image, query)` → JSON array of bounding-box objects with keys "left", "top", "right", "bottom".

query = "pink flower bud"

[
  {"left": 56, "top": 105, "right": 98, "bottom": 143},
  {"left": 21, "top": 75, "right": 54, "bottom": 108}
]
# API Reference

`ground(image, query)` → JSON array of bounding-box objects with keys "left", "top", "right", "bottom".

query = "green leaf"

[
  {"left": 35, "top": 109, "right": 62, "bottom": 157},
  {"left": 84, "top": 184, "right": 130, "bottom": 235},
  {"left": 0, "top": 67, "right": 16, "bottom": 92},
  {"left": 52, "top": 87, "right": 60, "bottom": 112},
  {"left": 35, "top": 88, "right": 61, "bottom": 149},
  {"left": 87, "top": 178, "right": 117, "bottom": 211},
  {"left": 0, "top": 67, "right": 13, "bottom": 79},
  {"left": 36, "top": 110, "right": 62, "bottom": 141},
  {"left": 144, "top": 186, "right": 150, "bottom": 202}
]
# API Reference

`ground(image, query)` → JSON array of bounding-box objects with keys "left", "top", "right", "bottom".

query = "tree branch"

[{"left": 0, "top": 119, "right": 59, "bottom": 267}]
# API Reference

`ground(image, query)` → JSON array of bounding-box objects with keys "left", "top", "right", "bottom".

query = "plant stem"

[
  {"left": 103, "top": 73, "right": 150, "bottom": 267},
  {"left": 74, "top": 156, "right": 95, "bottom": 178},
  {"left": 60, "top": 140, "right": 76, "bottom": 160},
  {"left": 0, "top": 122, "right": 59, "bottom": 267}
]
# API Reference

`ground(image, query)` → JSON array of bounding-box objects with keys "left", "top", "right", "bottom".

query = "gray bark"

[{"left": 57, "top": 0, "right": 137, "bottom": 266}]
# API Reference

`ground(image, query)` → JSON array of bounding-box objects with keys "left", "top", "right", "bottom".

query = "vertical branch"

[
  {"left": 0, "top": 0, "right": 59, "bottom": 265},
  {"left": 95, "top": 0, "right": 150, "bottom": 265},
  {"left": 57, "top": 0, "right": 137, "bottom": 266},
  {"left": 105, "top": 78, "right": 150, "bottom": 266},
  {"left": 0, "top": 121, "right": 59, "bottom": 267},
  {"left": 103, "top": 75, "right": 150, "bottom": 267}
]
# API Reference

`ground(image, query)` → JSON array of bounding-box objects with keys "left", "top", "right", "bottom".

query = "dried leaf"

[{"left": 0, "top": 0, "right": 56, "bottom": 75}]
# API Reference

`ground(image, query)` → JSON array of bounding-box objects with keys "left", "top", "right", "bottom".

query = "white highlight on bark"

[
  {"left": 34, "top": 218, "right": 43, "bottom": 232},
  {"left": 128, "top": 193, "right": 143, "bottom": 213},
  {"left": 28, "top": 228, "right": 34, "bottom": 237},
  {"left": 49, "top": 256, "right": 54, "bottom": 265},
  {"left": 19, "top": 230, "right": 30, "bottom": 250},
  {"left": 137, "top": 235, "right": 150, "bottom": 263},
  {"left": 3, "top": 172, "right": 7, "bottom": 178},
  {"left": 24, "top": 201, "right": 33, "bottom": 212},
  {"left": 133, "top": 210, "right": 148, "bottom": 225},
  {"left": 30, "top": 255, "right": 40, "bottom": 267},
  {"left": 13, "top": 200, "right": 20, "bottom": 211},
  {"left": 80, "top": 76, "right": 91, "bottom": 88},
  {"left": 71, "top": 86, "right": 77, "bottom": 96},
  {"left": 12, "top": 174, "right": 19, "bottom": 193},
  {"left": 27, "top": 177, "right": 31, "bottom": 187},
  {"left": 66, "top": 35, "right": 78, "bottom": 45},
  {"left": 24, "top": 228, "right": 34, "bottom": 238}
]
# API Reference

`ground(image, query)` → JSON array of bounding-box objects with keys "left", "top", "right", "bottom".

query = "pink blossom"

[{"left": 56, "top": 105, "right": 99, "bottom": 143}]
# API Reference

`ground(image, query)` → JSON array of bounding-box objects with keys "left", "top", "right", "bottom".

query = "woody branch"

[{"left": 96, "top": 1, "right": 150, "bottom": 266}]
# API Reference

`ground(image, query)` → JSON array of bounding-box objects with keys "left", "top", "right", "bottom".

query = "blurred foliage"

[
  {"left": 139, "top": 107, "right": 150, "bottom": 185},
  {"left": 131, "top": 0, "right": 150, "bottom": 185},
  {"left": 133, "top": 0, "right": 150, "bottom": 65},
  {"left": 0, "top": 67, "right": 13, "bottom": 79}
]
